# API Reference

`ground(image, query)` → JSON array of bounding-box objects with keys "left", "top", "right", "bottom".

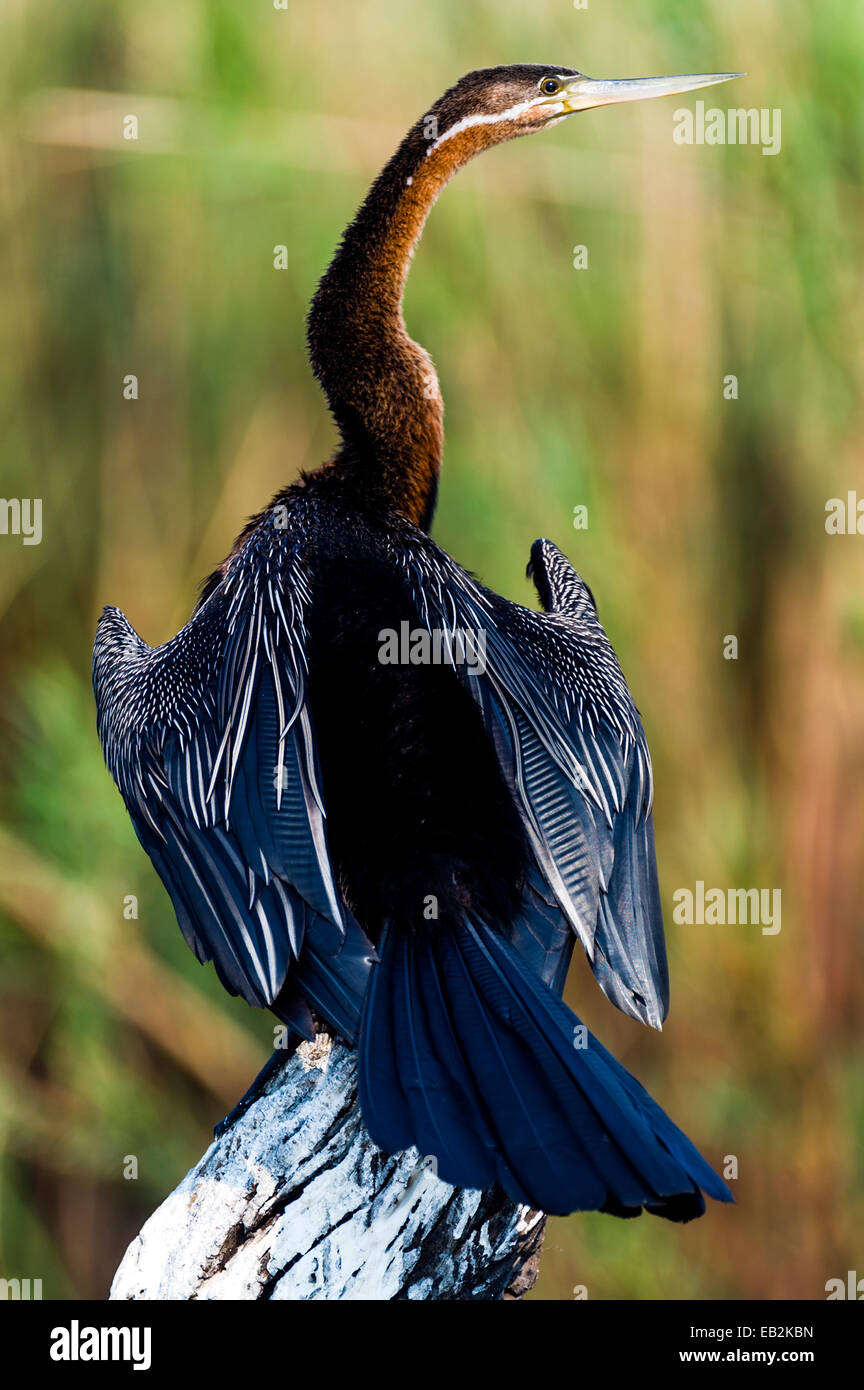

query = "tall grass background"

[{"left": 0, "top": 0, "right": 862, "bottom": 1299}]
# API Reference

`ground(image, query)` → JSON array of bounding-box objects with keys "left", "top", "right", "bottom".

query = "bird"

[{"left": 94, "top": 62, "right": 742, "bottom": 1220}]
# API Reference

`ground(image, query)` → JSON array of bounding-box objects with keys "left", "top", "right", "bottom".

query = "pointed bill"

[{"left": 561, "top": 71, "right": 745, "bottom": 113}]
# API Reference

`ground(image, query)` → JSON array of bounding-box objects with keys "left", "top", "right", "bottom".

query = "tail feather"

[
  {"left": 493, "top": 928, "right": 729, "bottom": 1208},
  {"left": 400, "top": 928, "right": 497, "bottom": 1187},
  {"left": 435, "top": 923, "right": 603, "bottom": 1209},
  {"left": 460, "top": 920, "right": 682, "bottom": 1210},
  {"left": 359, "top": 917, "right": 732, "bottom": 1219}
]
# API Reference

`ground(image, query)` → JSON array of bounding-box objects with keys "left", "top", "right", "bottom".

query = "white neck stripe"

[{"left": 426, "top": 96, "right": 564, "bottom": 155}]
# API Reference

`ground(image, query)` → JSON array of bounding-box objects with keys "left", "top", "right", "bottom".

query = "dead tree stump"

[{"left": 110, "top": 1035, "right": 546, "bottom": 1301}]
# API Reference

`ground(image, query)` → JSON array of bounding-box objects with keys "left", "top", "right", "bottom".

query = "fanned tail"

[{"left": 359, "top": 917, "right": 732, "bottom": 1218}]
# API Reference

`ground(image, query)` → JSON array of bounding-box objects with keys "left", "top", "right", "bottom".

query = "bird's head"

[{"left": 424, "top": 63, "right": 743, "bottom": 153}]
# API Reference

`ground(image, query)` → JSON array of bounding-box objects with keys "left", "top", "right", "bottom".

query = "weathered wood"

[{"left": 111, "top": 1035, "right": 545, "bottom": 1301}]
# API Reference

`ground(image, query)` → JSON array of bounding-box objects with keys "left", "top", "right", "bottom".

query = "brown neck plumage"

[{"left": 307, "top": 114, "right": 507, "bottom": 530}]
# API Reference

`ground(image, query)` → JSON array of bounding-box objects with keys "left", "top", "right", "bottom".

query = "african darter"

[{"left": 94, "top": 64, "right": 742, "bottom": 1218}]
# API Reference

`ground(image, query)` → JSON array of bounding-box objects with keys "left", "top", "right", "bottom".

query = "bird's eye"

[{"left": 540, "top": 78, "right": 561, "bottom": 96}]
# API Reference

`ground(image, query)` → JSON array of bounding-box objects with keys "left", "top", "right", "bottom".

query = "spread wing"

[
  {"left": 93, "top": 519, "right": 374, "bottom": 1042},
  {"left": 396, "top": 526, "right": 668, "bottom": 1029}
]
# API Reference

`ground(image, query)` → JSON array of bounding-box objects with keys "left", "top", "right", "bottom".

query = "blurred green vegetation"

[{"left": 1, "top": 0, "right": 863, "bottom": 1299}]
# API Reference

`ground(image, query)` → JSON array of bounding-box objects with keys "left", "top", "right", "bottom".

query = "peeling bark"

[{"left": 111, "top": 1035, "right": 545, "bottom": 1301}]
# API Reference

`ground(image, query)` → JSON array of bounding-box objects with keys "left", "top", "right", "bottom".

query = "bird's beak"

[{"left": 559, "top": 70, "right": 745, "bottom": 113}]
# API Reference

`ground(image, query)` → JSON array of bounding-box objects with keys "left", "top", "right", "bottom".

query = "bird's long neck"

[{"left": 307, "top": 118, "right": 472, "bottom": 530}]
